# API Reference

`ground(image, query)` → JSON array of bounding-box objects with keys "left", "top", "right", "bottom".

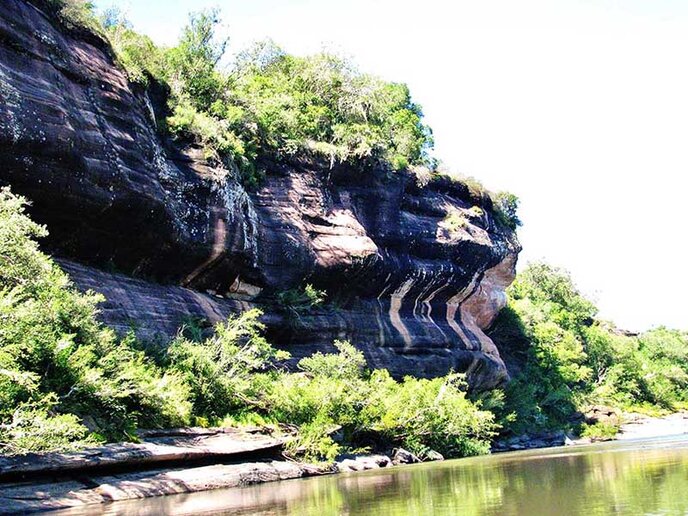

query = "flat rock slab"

[
  {"left": 0, "top": 460, "right": 330, "bottom": 514},
  {"left": 0, "top": 428, "right": 284, "bottom": 480},
  {"left": 618, "top": 412, "right": 688, "bottom": 440}
]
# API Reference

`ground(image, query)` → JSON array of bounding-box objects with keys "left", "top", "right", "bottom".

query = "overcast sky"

[{"left": 95, "top": 0, "right": 688, "bottom": 332}]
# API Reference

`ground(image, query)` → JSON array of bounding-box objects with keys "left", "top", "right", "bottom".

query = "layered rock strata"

[{"left": 0, "top": 0, "right": 521, "bottom": 389}]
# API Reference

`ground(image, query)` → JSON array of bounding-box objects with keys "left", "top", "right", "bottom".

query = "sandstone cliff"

[{"left": 0, "top": 0, "right": 520, "bottom": 389}]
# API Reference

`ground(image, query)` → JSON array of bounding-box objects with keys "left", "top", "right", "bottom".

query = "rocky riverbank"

[
  {"left": 0, "top": 427, "right": 446, "bottom": 514},
  {"left": 3, "top": 412, "right": 687, "bottom": 513},
  {"left": 618, "top": 411, "right": 688, "bottom": 440},
  {"left": 0, "top": 428, "right": 327, "bottom": 514},
  {"left": 492, "top": 410, "right": 688, "bottom": 452}
]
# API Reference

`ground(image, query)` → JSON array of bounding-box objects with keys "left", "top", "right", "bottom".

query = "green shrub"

[
  {"left": 580, "top": 421, "right": 619, "bottom": 441},
  {"left": 299, "top": 340, "right": 366, "bottom": 380},
  {"left": 492, "top": 191, "right": 522, "bottom": 229},
  {"left": 164, "top": 9, "right": 227, "bottom": 112},
  {"left": 369, "top": 372, "right": 496, "bottom": 457},
  {"left": 277, "top": 284, "right": 327, "bottom": 314},
  {"left": 427, "top": 169, "right": 488, "bottom": 198},
  {"left": 167, "top": 101, "right": 248, "bottom": 164},
  {"left": 0, "top": 188, "right": 192, "bottom": 452},
  {"left": 259, "top": 343, "right": 496, "bottom": 462},
  {"left": 494, "top": 262, "right": 688, "bottom": 436},
  {"left": 0, "top": 396, "right": 97, "bottom": 455},
  {"left": 636, "top": 328, "right": 688, "bottom": 405},
  {"left": 422, "top": 170, "right": 520, "bottom": 233},
  {"left": 167, "top": 309, "right": 289, "bottom": 420},
  {"left": 102, "top": 11, "right": 164, "bottom": 86},
  {"left": 468, "top": 206, "right": 484, "bottom": 218},
  {"left": 213, "top": 42, "right": 434, "bottom": 169},
  {"left": 47, "top": 0, "right": 103, "bottom": 35},
  {"left": 442, "top": 210, "right": 468, "bottom": 232}
]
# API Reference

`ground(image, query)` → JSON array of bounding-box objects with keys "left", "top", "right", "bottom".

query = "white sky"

[{"left": 100, "top": 0, "right": 688, "bottom": 331}]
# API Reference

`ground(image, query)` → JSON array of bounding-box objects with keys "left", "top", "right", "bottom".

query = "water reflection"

[{"left": 57, "top": 435, "right": 688, "bottom": 516}]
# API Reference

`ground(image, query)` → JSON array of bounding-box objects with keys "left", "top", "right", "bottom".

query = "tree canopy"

[{"left": 103, "top": 8, "right": 434, "bottom": 183}]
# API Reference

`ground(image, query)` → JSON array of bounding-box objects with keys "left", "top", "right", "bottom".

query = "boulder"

[
  {"left": 424, "top": 450, "right": 445, "bottom": 461},
  {"left": 392, "top": 448, "right": 421, "bottom": 465},
  {"left": 336, "top": 454, "right": 392, "bottom": 473}
]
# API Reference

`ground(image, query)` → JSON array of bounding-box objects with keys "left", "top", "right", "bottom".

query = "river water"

[{"left": 62, "top": 435, "right": 688, "bottom": 515}]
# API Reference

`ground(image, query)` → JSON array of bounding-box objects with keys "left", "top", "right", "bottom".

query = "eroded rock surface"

[
  {"left": 0, "top": 0, "right": 521, "bottom": 388},
  {"left": 0, "top": 427, "right": 284, "bottom": 480},
  {"left": 0, "top": 460, "right": 329, "bottom": 514},
  {"left": 0, "top": 0, "right": 256, "bottom": 289}
]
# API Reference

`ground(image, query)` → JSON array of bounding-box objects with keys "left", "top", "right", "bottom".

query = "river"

[{"left": 56, "top": 435, "right": 688, "bottom": 515}]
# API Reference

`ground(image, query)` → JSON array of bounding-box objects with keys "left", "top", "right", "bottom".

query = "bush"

[
  {"left": 102, "top": 11, "right": 164, "bottom": 86},
  {"left": 299, "top": 340, "right": 366, "bottom": 380},
  {"left": 47, "top": 0, "right": 103, "bottom": 35},
  {"left": 166, "top": 101, "right": 249, "bottom": 165},
  {"left": 0, "top": 397, "right": 97, "bottom": 455},
  {"left": 259, "top": 343, "right": 496, "bottom": 462},
  {"left": 167, "top": 309, "right": 289, "bottom": 421},
  {"left": 442, "top": 210, "right": 468, "bottom": 232},
  {"left": 493, "top": 262, "right": 688, "bottom": 436},
  {"left": 580, "top": 421, "right": 619, "bottom": 441},
  {"left": 225, "top": 46, "right": 433, "bottom": 169},
  {"left": 277, "top": 284, "right": 327, "bottom": 314},
  {"left": 421, "top": 169, "right": 520, "bottom": 233},
  {"left": 164, "top": 9, "right": 227, "bottom": 112},
  {"left": 168, "top": 334, "right": 496, "bottom": 463},
  {"left": 492, "top": 191, "right": 521, "bottom": 229},
  {"left": 0, "top": 188, "right": 192, "bottom": 452},
  {"left": 369, "top": 373, "right": 496, "bottom": 458}
]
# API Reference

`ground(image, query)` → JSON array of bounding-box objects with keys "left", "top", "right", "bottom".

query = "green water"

[{"left": 66, "top": 435, "right": 688, "bottom": 515}]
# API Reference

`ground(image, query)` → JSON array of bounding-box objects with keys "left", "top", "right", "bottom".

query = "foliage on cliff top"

[
  {"left": 417, "top": 167, "right": 522, "bottom": 231},
  {"left": 44, "top": 4, "right": 521, "bottom": 232},
  {"left": 100, "top": 10, "right": 164, "bottom": 87},
  {"left": 99, "top": 8, "right": 434, "bottom": 181},
  {"left": 46, "top": 0, "right": 103, "bottom": 35},
  {"left": 490, "top": 262, "right": 688, "bottom": 435},
  {"left": 55, "top": 5, "right": 520, "bottom": 229},
  {"left": 226, "top": 41, "right": 434, "bottom": 171}
]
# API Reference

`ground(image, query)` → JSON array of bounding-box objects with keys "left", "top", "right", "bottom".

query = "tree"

[{"left": 166, "top": 8, "right": 228, "bottom": 110}]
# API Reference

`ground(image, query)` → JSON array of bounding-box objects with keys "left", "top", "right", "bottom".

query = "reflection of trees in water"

[
  {"left": 104, "top": 444, "right": 688, "bottom": 515},
  {"left": 579, "top": 450, "right": 688, "bottom": 515},
  {"left": 272, "top": 446, "right": 688, "bottom": 515}
]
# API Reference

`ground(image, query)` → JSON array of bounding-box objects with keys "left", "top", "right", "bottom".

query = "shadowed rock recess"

[{"left": 0, "top": 0, "right": 520, "bottom": 390}]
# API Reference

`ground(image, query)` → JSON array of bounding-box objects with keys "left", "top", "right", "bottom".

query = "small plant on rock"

[{"left": 277, "top": 284, "right": 327, "bottom": 314}]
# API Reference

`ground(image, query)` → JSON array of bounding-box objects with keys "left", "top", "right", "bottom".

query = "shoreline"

[
  {"left": 617, "top": 411, "right": 688, "bottom": 441},
  {"left": 2, "top": 412, "right": 687, "bottom": 514},
  {"left": 493, "top": 410, "right": 688, "bottom": 452}
]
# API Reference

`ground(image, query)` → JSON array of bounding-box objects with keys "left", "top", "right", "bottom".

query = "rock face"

[
  {"left": 0, "top": 0, "right": 520, "bottom": 389},
  {"left": 0, "top": 0, "right": 257, "bottom": 288},
  {"left": 0, "top": 428, "right": 285, "bottom": 480}
]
